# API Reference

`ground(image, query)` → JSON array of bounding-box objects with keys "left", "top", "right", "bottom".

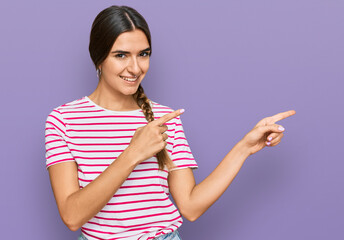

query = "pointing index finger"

[
  {"left": 154, "top": 109, "right": 185, "bottom": 126},
  {"left": 271, "top": 110, "right": 296, "bottom": 123}
]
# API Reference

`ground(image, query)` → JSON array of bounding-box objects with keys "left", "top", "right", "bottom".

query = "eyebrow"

[{"left": 111, "top": 47, "right": 151, "bottom": 54}]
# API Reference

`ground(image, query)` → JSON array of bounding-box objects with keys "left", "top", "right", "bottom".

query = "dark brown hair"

[{"left": 88, "top": 5, "right": 175, "bottom": 170}]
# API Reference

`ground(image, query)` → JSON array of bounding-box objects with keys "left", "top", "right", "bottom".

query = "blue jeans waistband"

[
  {"left": 78, "top": 229, "right": 182, "bottom": 240},
  {"left": 154, "top": 230, "right": 182, "bottom": 240}
]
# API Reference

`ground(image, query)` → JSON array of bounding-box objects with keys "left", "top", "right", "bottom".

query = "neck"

[{"left": 88, "top": 82, "right": 140, "bottom": 112}]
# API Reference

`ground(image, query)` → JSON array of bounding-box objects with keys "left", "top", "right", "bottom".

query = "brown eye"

[
  {"left": 140, "top": 52, "right": 150, "bottom": 57},
  {"left": 115, "top": 54, "right": 126, "bottom": 58}
]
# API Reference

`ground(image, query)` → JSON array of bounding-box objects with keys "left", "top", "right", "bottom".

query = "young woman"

[{"left": 45, "top": 5, "right": 296, "bottom": 240}]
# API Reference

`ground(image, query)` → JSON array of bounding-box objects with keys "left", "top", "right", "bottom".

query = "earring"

[{"left": 96, "top": 68, "right": 102, "bottom": 78}]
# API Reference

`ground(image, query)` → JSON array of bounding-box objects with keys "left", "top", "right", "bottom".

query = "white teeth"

[{"left": 121, "top": 76, "right": 138, "bottom": 82}]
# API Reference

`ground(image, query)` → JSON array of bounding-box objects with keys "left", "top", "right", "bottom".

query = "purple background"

[{"left": 1, "top": 0, "right": 343, "bottom": 239}]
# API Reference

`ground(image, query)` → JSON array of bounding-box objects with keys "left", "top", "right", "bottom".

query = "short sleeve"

[
  {"left": 44, "top": 109, "right": 75, "bottom": 169},
  {"left": 169, "top": 116, "right": 198, "bottom": 171}
]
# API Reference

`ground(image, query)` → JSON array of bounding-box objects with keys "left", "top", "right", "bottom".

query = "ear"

[{"left": 96, "top": 65, "right": 102, "bottom": 79}]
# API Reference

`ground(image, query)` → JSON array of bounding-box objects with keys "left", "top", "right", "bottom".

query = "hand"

[
  {"left": 126, "top": 109, "right": 185, "bottom": 164},
  {"left": 241, "top": 110, "right": 296, "bottom": 156}
]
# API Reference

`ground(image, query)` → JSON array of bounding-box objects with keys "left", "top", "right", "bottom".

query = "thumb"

[{"left": 258, "top": 124, "right": 285, "bottom": 134}]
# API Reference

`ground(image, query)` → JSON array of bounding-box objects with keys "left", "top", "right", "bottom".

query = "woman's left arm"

[
  {"left": 168, "top": 140, "right": 250, "bottom": 222},
  {"left": 168, "top": 109, "right": 296, "bottom": 222}
]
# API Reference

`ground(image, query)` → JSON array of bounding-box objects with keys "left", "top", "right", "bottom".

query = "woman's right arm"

[
  {"left": 48, "top": 148, "right": 139, "bottom": 231},
  {"left": 48, "top": 109, "right": 184, "bottom": 231}
]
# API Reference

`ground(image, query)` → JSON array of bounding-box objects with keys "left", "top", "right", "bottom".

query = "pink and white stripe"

[{"left": 45, "top": 96, "right": 198, "bottom": 240}]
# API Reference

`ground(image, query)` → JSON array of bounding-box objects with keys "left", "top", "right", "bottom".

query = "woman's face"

[{"left": 99, "top": 29, "right": 151, "bottom": 97}]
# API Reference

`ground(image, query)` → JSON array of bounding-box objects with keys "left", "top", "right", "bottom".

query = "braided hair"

[{"left": 133, "top": 84, "right": 176, "bottom": 170}]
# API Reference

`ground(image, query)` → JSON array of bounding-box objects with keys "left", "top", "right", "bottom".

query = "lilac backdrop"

[{"left": 1, "top": 0, "right": 343, "bottom": 239}]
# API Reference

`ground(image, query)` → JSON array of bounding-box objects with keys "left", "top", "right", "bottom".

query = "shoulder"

[
  {"left": 150, "top": 100, "right": 182, "bottom": 124},
  {"left": 150, "top": 100, "right": 175, "bottom": 113},
  {"left": 52, "top": 96, "right": 89, "bottom": 113},
  {"left": 150, "top": 100, "right": 177, "bottom": 119},
  {"left": 45, "top": 96, "right": 88, "bottom": 124}
]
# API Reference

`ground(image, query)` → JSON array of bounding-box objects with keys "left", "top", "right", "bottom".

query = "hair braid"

[{"left": 134, "top": 84, "right": 176, "bottom": 171}]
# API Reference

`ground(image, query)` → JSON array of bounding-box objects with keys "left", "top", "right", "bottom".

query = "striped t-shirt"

[{"left": 44, "top": 96, "right": 198, "bottom": 240}]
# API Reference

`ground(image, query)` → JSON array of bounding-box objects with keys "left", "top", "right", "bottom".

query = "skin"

[{"left": 48, "top": 29, "right": 296, "bottom": 231}]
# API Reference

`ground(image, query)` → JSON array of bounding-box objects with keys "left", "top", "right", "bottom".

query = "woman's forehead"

[{"left": 111, "top": 29, "right": 150, "bottom": 52}]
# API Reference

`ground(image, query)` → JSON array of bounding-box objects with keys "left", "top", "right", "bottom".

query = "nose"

[{"left": 127, "top": 56, "right": 141, "bottom": 76}]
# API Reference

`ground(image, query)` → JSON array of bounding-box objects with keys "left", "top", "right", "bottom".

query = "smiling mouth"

[{"left": 120, "top": 75, "right": 139, "bottom": 82}]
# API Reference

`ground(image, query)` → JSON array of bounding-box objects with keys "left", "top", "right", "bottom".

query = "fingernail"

[
  {"left": 278, "top": 126, "right": 285, "bottom": 131},
  {"left": 268, "top": 136, "right": 272, "bottom": 141},
  {"left": 267, "top": 142, "right": 271, "bottom": 145},
  {"left": 179, "top": 109, "right": 185, "bottom": 114}
]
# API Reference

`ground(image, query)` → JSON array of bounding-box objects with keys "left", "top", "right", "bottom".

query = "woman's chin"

[{"left": 122, "top": 87, "right": 140, "bottom": 96}]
